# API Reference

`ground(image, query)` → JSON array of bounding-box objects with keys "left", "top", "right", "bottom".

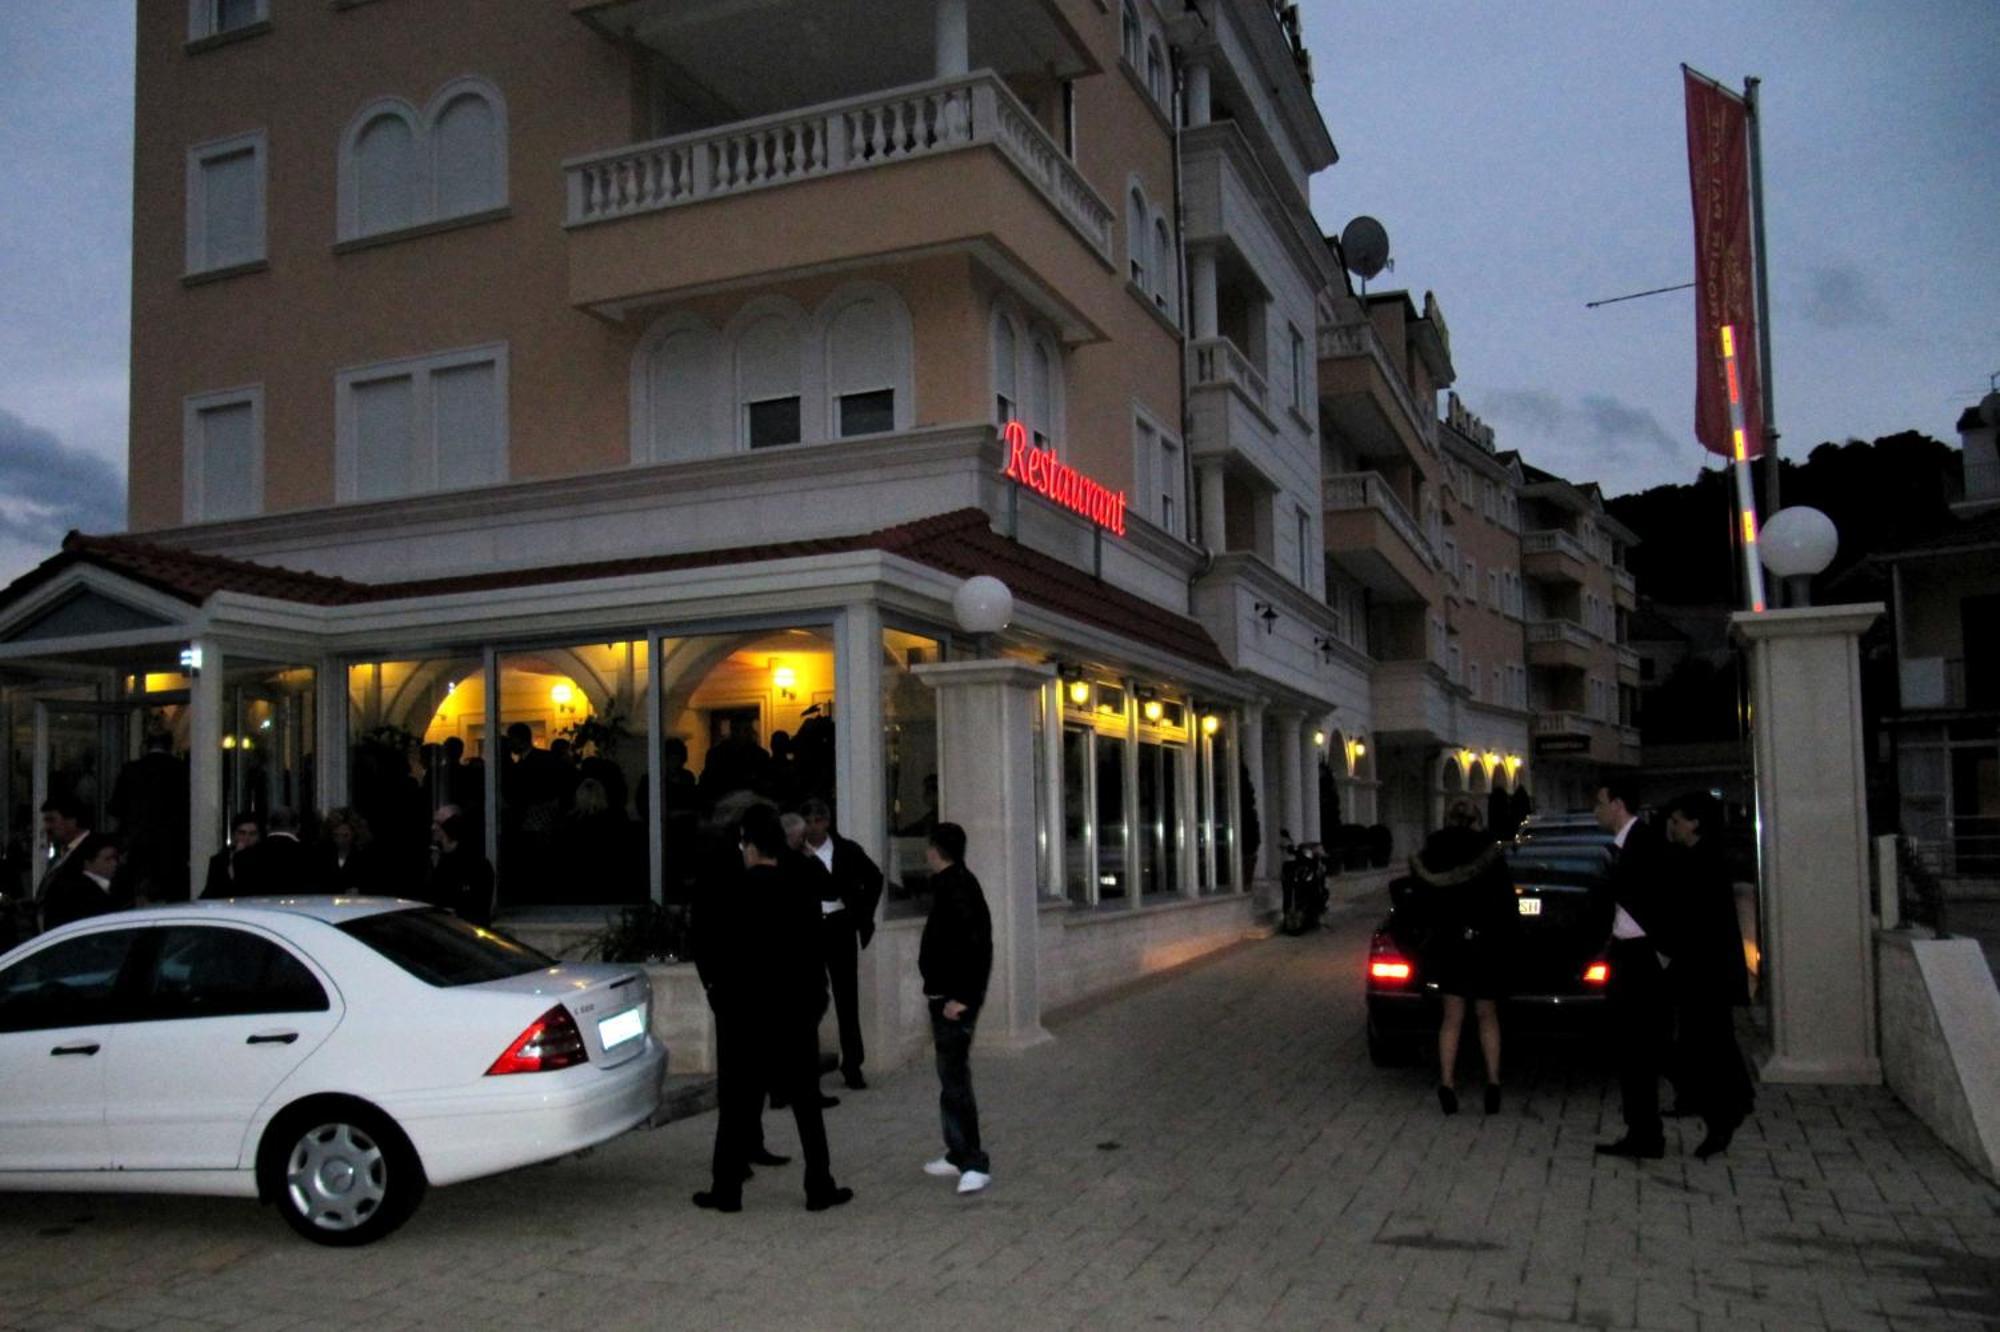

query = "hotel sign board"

[{"left": 1000, "top": 421, "right": 1127, "bottom": 537}]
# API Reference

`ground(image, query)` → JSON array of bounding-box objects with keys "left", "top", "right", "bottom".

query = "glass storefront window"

[
  {"left": 498, "top": 642, "right": 652, "bottom": 909},
  {"left": 1062, "top": 724, "right": 1091, "bottom": 907},
  {"left": 220, "top": 661, "right": 316, "bottom": 836},
  {"left": 1136, "top": 739, "right": 1184, "bottom": 899},
  {"left": 350, "top": 655, "right": 481, "bottom": 896},
  {"left": 882, "top": 628, "right": 941, "bottom": 917},
  {"left": 1095, "top": 733, "right": 1127, "bottom": 902}
]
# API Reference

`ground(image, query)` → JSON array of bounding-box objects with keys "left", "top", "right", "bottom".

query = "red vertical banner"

[{"left": 1684, "top": 66, "right": 1764, "bottom": 459}]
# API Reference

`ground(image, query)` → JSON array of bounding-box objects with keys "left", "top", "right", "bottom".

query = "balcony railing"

[
  {"left": 1615, "top": 645, "right": 1641, "bottom": 673},
  {"left": 1323, "top": 471, "right": 1438, "bottom": 568},
  {"left": 1526, "top": 619, "right": 1593, "bottom": 649},
  {"left": 1188, "top": 336, "right": 1268, "bottom": 414},
  {"left": 1317, "top": 322, "right": 1431, "bottom": 452},
  {"left": 1617, "top": 724, "right": 1642, "bottom": 749},
  {"left": 1612, "top": 566, "right": 1636, "bottom": 596},
  {"left": 1531, "top": 711, "right": 1592, "bottom": 737},
  {"left": 1522, "top": 529, "right": 1590, "bottom": 562},
  {"left": 564, "top": 72, "right": 1114, "bottom": 266}
]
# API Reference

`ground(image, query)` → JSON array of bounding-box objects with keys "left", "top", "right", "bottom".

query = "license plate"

[
  {"left": 598, "top": 1005, "right": 645, "bottom": 1049},
  {"left": 1517, "top": 897, "right": 1542, "bottom": 917}
]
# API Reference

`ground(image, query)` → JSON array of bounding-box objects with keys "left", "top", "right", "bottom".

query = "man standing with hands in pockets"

[{"left": 918, "top": 822, "right": 993, "bottom": 1195}]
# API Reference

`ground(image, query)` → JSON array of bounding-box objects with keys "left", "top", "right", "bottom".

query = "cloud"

[
  {"left": 1797, "top": 265, "right": 1891, "bottom": 330},
  {"left": 1474, "top": 387, "right": 1692, "bottom": 496},
  {"left": 0, "top": 408, "right": 126, "bottom": 559}
]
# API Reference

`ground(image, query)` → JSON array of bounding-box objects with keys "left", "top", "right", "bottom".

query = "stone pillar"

[
  {"left": 1200, "top": 462, "right": 1227, "bottom": 552},
  {"left": 934, "top": 0, "right": 969, "bottom": 78},
  {"left": 1277, "top": 710, "right": 1304, "bottom": 856},
  {"left": 1189, "top": 247, "right": 1219, "bottom": 341},
  {"left": 189, "top": 638, "right": 224, "bottom": 893},
  {"left": 835, "top": 603, "right": 889, "bottom": 1062},
  {"left": 1183, "top": 58, "right": 1211, "bottom": 125},
  {"left": 915, "top": 659, "right": 1056, "bottom": 1052},
  {"left": 1241, "top": 701, "right": 1265, "bottom": 880},
  {"left": 1733, "top": 603, "right": 1885, "bottom": 1084}
]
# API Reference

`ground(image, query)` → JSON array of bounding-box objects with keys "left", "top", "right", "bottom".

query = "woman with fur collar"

[{"left": 1411, "top": 799, "right": 1515, "bottom": 1115}]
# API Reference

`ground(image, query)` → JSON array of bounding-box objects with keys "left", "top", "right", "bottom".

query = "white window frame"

[
  {"left": 817, "top": 280, "right": 914, "bottom": 441},
  {"left": 337, "top": 78, "right": 509, "bottom": 243},
  {"left": 1126, "top": 181, "right": 1150, "bottom": 289},
  {"left": 184, "top": 129, "right": 267, "bottom": 275},
  {"left": 187, "top": 0, "right": 267, "bottom": 42},
  {"left": 181, "top": 384, "right": 264, "bottom": 524},
  {"left": 334, "top": 341, "right": 509, "bottom": 502},
  {"left": 991, "top": 299, "right": 1065, "bottom": 451},
  {"left": 1132, "top": 403, "right": 1184, "bottom": 539},
  {"left": 628, "top": 310, "right": 723, "bottom": 465}
]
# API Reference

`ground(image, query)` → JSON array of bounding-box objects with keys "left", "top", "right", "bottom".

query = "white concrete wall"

[{"left": 1878, "top": 930, "right": 2000, "bottom": 1182}]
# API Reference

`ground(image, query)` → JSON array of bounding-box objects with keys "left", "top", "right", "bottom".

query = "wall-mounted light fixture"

[
  {"left": 1313, "top": 729, "right": 1327, "bottom": 747},
  {"left": 1253, "top": 601, "right": 1279, "bottom": 633},
  {"left": 1144, "top": 699, "right": 1165, "bottom": 722},
  {"left": 179, "top": 644, "right": 203, "bottom": 677},
  {"left": 1067, "top": 678, "right": 1092, "bottom": 707},
  {"left": 550, "top": 682, "right": 576, "bottom": 716},
  {"left": 771, "top": 662, "right": 798, "bottom": 700},
  {"left": 1201, "top": 714, "right": 1221, "bottom": 736},
  {"left": 1312, "top": 635, "right": 1337, "bottom": 663}
]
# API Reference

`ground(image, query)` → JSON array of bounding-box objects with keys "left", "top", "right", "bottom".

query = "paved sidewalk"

[{"left": 4, "top": 907, "right": 1999, "bottom": 1330}]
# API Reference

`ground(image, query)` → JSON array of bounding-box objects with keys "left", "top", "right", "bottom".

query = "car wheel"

[{"left": 260, "top": 1100, "right": 427, "bottom": 1246}]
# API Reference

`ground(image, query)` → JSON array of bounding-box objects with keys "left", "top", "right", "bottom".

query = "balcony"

[
  {"left": 1318, "top": 321, "right": 1430, "bottom": 468},
  {"left": 1521, "top": 529, "right": 1590, "bottom": 586},
  {"left": 1322, "top": 471, "right": 1438, "bottom": 604},
  {"left": 564, "top": 73, "right": 1115, "bottom": 324},
  {"left": 1525, "top": 618, "right": 1594, "bottom": 671},
  {"left": 1611, "top": 566, "right": 1637, "bottom": 608},
  {"left": 1188, "top": 336, "right": 1269, "bottom": 418},
  {"left": 1615, "top": 644, "right": 1641, "bottom": 683}
]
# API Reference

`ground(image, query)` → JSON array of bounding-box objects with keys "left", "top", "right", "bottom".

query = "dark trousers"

[
  {"left": 710, "top": 1006, "right": 834, "bottom": 1202},
  {"left": 1674, "top": 997, "right": 1754, "bottom": 1128},
  {"left": 930, "top": 1000, "right": 988, "bottom": 1173},
  {"left": 1607, "top": 938, "right": 1670, "bottom": 1143},
  {"left": 824, "top": 914, "right": 864, "bottom": 1078}
]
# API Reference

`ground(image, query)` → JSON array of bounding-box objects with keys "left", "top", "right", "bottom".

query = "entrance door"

[{"left": 31, "top": 700, "right": 136, "bottom": 875}]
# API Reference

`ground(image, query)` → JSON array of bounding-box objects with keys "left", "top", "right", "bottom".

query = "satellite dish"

[{"left": 1340, "top": 216, "right": 1391, "bottom": 286}]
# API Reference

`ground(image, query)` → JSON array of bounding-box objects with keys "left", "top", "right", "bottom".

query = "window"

[
  {"left": 139, "top": 927, "right": 328, "bottom": 1020},
  {"left": 734, "top": 308, "right": 803, "bottom": 449},
  {"left": 182, "top": 385, "right": 263, "bottom": 523},
  {"left": 1146, "top": 37, "right": 1167, "bottom": 105},
  {"left": 185, "top": 130, "right": 266, "bottom": 275},
  {"left": 187, "top": 0, "right": 266, "bottom": 42},
  {"left": 883, "top": 628, "right": 943, "bottom": 916},
  {"left": 336, "top": 343, "right": 508, "bottom": 502},
  {"left": 1136, "top": 738, "right": 1184, "bottom": 898},
  {"left": 338, "top": 79, "right": 507, "bottom": 243},
  {"left": 1121, "top": 0, "right": 1142, "bottom": 65},
  {"left": 0, "top": 929, "right": 143, "bottom": 1032},
  {"left": 343, "top": 910, "right": 554, "bottom": 987},
  {"left": 1152, "top": 215, "right": 1175, "bottom": 316},
  {"left": 1468, "top": 663, "right": 1481, "bottom": 698},
  {"left": 992, "top": 313, "right": 1018, "bottom": 422},
  {"left": 1134, "top": 414, "right": 1184, "bottom": 537},
  {"left": 1296, "top": 506, "right": 1313, "bottom": 586},
  {"left": 1127, "top": 185, "right": 1149, "bottom": 288},
  {"left": 631, "top": 314, "right": 721, "bottom": 464},
  {"left": 991, "top": 304, "right": 1064, "bottom": 448},
  {"left": 1289, "top": 325, "right": 1306, "bottom": 411},
  {"left": 1488, "top": 569, "right": 1502, "bottom": 609},
  {"left": 1027, "top": 337, "right": 1055, "bottom": 446},
  {"left": 824, "top": 287, "right": 907, "bottom": 438}
]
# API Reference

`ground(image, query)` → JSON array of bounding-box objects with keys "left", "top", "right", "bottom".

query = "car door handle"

[
  {"left": 246, "top": 1032, "right": 299, "bottom": 1045},
  {"left": 50, "top": 1042, "right": 100, "bottom": 1056}
]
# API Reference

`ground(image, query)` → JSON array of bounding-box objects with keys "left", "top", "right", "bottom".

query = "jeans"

[{"left": 930, "top": 1000, "right": 989, "bottom": 1174}]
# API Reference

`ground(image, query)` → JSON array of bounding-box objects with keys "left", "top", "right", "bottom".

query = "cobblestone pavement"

[{"left": 4, "top": 901, "right": 2000, "bottom": 1331}]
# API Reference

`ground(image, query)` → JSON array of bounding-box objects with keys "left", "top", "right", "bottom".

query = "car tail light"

[
  {"left": 1368, "top": 933, "right": 1414, "bottom": 987},
  {"left": 1582, "top": 960, "right": 1610, "bottom": 985},
  {"left": 486, "top": 1004, "right": 589, "bottom": 1075}
]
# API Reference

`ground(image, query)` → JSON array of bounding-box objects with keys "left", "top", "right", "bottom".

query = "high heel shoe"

[
  {"left": 1437, "top": 1085, "right": 1459, "bottom": 1115},
  {"left": 1483, "top": 1084, "right": 1502, "bottom": 1116}
]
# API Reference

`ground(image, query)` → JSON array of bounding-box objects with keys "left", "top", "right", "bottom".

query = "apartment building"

[{"left": 0, "top": 0, "right": 1353, "bottom": 1064}]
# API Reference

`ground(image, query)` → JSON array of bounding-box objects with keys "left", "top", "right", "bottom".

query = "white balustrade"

[
  {"left": 1317, "top": 321, "right": 1432, "bottom": 453},
  {"left": 1188, "top": 336, "right": 1268, "bottom": 411},
  {"left": 565, "top": 73, "right": 1113, "bottom": 266},
  {"left": 1321, "top": 470, "right": 1438, "bottom": 568}
]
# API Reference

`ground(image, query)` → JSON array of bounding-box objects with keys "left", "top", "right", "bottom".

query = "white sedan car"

[{"left": 0, "top": 898, "right": 666, "bottom": 1245}]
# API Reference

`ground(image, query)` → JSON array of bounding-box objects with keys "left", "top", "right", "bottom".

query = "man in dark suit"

[
  {"left": 797, "top": 796, "right": 884, "bottom": 1091},
  {"left": 427, "top": 806, "right": 496, "bottom": 925},
  {"left": 1593, "top": 774, "right": 1674, "bottom": 1160},
  {"left": 1662, "top": 791, "right": 1755, "bottom": 1159},
  {"left": 34, "top": 795, "right": 94, "bottom": 931},
  {"left": 42, "top": 834, "right": 122, "bottom": 931},
  {"left": 202, "top": 810, "right": 263, "bottom": 898},
  {"left": 692, "top": 804, "right": 853, "bottom": 1214},
  {"left": 234, "top": 806, "right": 313, "bottom": 894}
]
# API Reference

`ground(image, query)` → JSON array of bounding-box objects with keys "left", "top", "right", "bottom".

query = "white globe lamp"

[
  {"left": 953, "top": 575, "right": 1014, "bottom": 637},
  {"left": 1759, "top": 505, "right": 1838, "bottom": 606}
]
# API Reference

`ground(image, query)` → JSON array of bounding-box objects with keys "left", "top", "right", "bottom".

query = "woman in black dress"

[{"left": 1412, "top": 799, "right": 1515, "bottom": 1115}]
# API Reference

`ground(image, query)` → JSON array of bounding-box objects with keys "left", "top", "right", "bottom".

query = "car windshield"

[
  {"left": 1505, "top": 845, "right": 1611, "bottom": 889},
  {"left": 339, "top": 909, "right": 554, "bottom": 987}
]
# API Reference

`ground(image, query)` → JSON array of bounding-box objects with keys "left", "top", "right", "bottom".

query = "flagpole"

[
  {"left": 1721, "top": 323, "right": 1768, "bottom": 614},
  {"left": 1744, "top": 78, "right": 1780, "bottom": 542}
]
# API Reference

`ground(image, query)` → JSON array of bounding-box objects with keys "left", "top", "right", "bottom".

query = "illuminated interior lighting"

[
  {"left": 1741, "top": 512, "right": 1757, "bottom": 544},
  {"left": 550, "top": 682, "right": 575, "bottom": 707},
  {"left": 772, "top": 666, "right": 797, "bottom": 691},
  {"left": 1067, "top": 680, "right": 1091, "bottom": 706},
  {"left": 1143, "top": 699, "right": 1164, "bottom": 722},
  {"left": 1352, "top": 741, "right": 1366, "bottom": 758},
  {"left": 1314, "top": 730, "right": 1327, "bottom": 747},
  {"left": 221, "top": 735, "right": 236, "bottom": 750},
  {"left": 1201, "top": 714, "right": 1220, "bottom": 736}
]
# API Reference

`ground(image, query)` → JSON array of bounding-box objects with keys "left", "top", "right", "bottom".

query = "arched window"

[
  {"left": 732, "top": 304, "right": 806, "bottom": 449},
  {"left": 991, "top": 312, "right": 1019, "bottom": 424},
  {"left": 339, "top": 78, "right": 507, "bottom": 243},
  {"left": 1027, "top": 335, "right": 1055, "bottom": 447},
  {"left": 432, "top": 87, "right": 503, "bottom": 219},
  {"left": 1152, "top": 213, "right": 1175, "bottom": 317},
  {"left": 1121, "top": 0, "right": 1141, "bottom": 66},
  {"left": 630, "top": 312, "right": 720, "bottom": 465},
  {"left": 1126, "top": 184, "right": 1148, "bottom": 288},
  {"left": 1146, "top": 37, "right": 1167, "bottom": 106},
  {"left": 820, "top": 284, "right": 911, "bottom": 438}
]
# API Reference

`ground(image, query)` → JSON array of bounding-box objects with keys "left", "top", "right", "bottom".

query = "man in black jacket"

[
  {"left": 798, "top": 796, "right": 884, "bottom": 1091},
  {"left": 427, "top": 807, "right": 496, "bottom": 925},
  {"left": 1662, "top": 791, "right": 1755, "bottom": 1158},
  {"left": 1593, "top": 774, "right": 1674, "bottom": 1159},
  {"left": 693, "top": 805, "right": 852, "bottom": 1214},
  {"left": 234, "top": 806, "right": 313, "bottom": 894},
  {"left": 918, "top": 822, "right": 993, "bottom": 1195}
]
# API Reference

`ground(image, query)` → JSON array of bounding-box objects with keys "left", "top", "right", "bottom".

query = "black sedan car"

[{"left": 1365, "top": 837, "right": 1617, "bottom": 1065}]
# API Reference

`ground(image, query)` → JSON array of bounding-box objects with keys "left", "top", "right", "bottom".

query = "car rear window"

[
  {"left": 1506, "top": 846, "right": 1612, "bottom": 888},
  {"left": 339, "top": 909, "right": 554, "bottom": 987}
]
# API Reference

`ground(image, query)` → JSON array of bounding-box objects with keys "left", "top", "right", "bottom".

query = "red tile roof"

[{"left": 18, "top": 511, "right": 1229, "bottom": 671}]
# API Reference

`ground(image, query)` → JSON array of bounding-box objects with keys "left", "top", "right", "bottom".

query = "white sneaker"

[
  {"left": 956, "top": 1170, "right": 991, "bottom": 1195},
  {"left": 923, "top": 1157, "right": 961, "bottom": 1178}
]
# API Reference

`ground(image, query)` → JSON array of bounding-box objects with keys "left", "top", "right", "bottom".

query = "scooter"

[{"left": 1278, "top": 830, "right": 1329, "bottom": 935}]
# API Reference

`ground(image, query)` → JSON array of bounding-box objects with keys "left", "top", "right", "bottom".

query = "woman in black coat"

[{"left": 1411, "top": 799, "right": 1515, "bottom": 1115}]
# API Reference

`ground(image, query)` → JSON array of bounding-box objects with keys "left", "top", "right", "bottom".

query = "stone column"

[
  {"left": 1189, "top": 247, "right": 1219, "bottom": 341},
  {"left": 1301, "top": 718, "right": 1324, "bottom": 845},
  {"left": 934, "top": 0, "right": 969, "bottom": 78},
  {"left": 1277, "top": 710, "right": 1304, "bottom": 857},
  {"left": 915, "top": 658, "right": 1056, "bottom": 1052},
  {"left": 1733, "top": 603, "right": 1885, "bottom": 1084},
  {"left": 1200, "top": 462, "right": 1228, "bottom": 553},
  {"left": 189, "top": 638, "right": 224, "bottom": 893},
  {"left": 1183, "top": 57, "right": 1211, "bottom": 125},
  {"left": 835, "top": 603, "right": 889, "bottom": 1063}
]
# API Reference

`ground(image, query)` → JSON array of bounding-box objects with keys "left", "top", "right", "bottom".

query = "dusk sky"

[{"left": 0, "top": 3, "right": 1994, "bottom": 587}]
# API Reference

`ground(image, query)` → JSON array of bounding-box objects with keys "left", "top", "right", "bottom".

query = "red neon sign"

[{"left": 1000, "top": 421, "right": 1127, "bottom": 537}]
